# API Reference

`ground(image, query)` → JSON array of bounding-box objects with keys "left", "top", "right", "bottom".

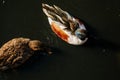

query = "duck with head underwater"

[{"left": 42, "top": 3, "right": 88, "bottom": 45}]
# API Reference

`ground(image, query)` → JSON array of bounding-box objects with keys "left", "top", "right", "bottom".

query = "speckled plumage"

[{"left": 0, "top": 38, "right": 52, "bottom": 70}]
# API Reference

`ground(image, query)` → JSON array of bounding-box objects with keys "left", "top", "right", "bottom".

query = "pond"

[{"left": 0, "top": 0, "right": 120, "bottom": 80}]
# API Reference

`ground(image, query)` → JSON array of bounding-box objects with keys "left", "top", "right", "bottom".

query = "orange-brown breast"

[{"left": 51, "top": 22, "right": 69, "bottom": 42}]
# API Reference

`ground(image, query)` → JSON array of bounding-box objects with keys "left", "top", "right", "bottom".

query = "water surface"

[{"left": 1, "top": 0, "right": 120, "bottom": 80}]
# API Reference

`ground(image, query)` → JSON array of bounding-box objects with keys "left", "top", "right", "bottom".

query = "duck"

[
  {"left": 0, "top": 37, "right": 52, "bottom": 70},
  {"left": 42, "top": 3, "right": 88, "bottom": 45}
]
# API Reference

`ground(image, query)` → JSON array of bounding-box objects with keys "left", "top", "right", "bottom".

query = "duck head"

[{"left": 75, "top": 29, "right": 87, "bottom": 40}]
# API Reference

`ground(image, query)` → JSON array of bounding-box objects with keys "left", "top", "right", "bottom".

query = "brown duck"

[{"left": 0, "top": 37, "right": 52, "bottom": 70}]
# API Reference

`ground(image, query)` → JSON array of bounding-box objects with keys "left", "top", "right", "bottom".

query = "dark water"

[{"left": 1, "top": 0, "right": 120, "bottom": 80}]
